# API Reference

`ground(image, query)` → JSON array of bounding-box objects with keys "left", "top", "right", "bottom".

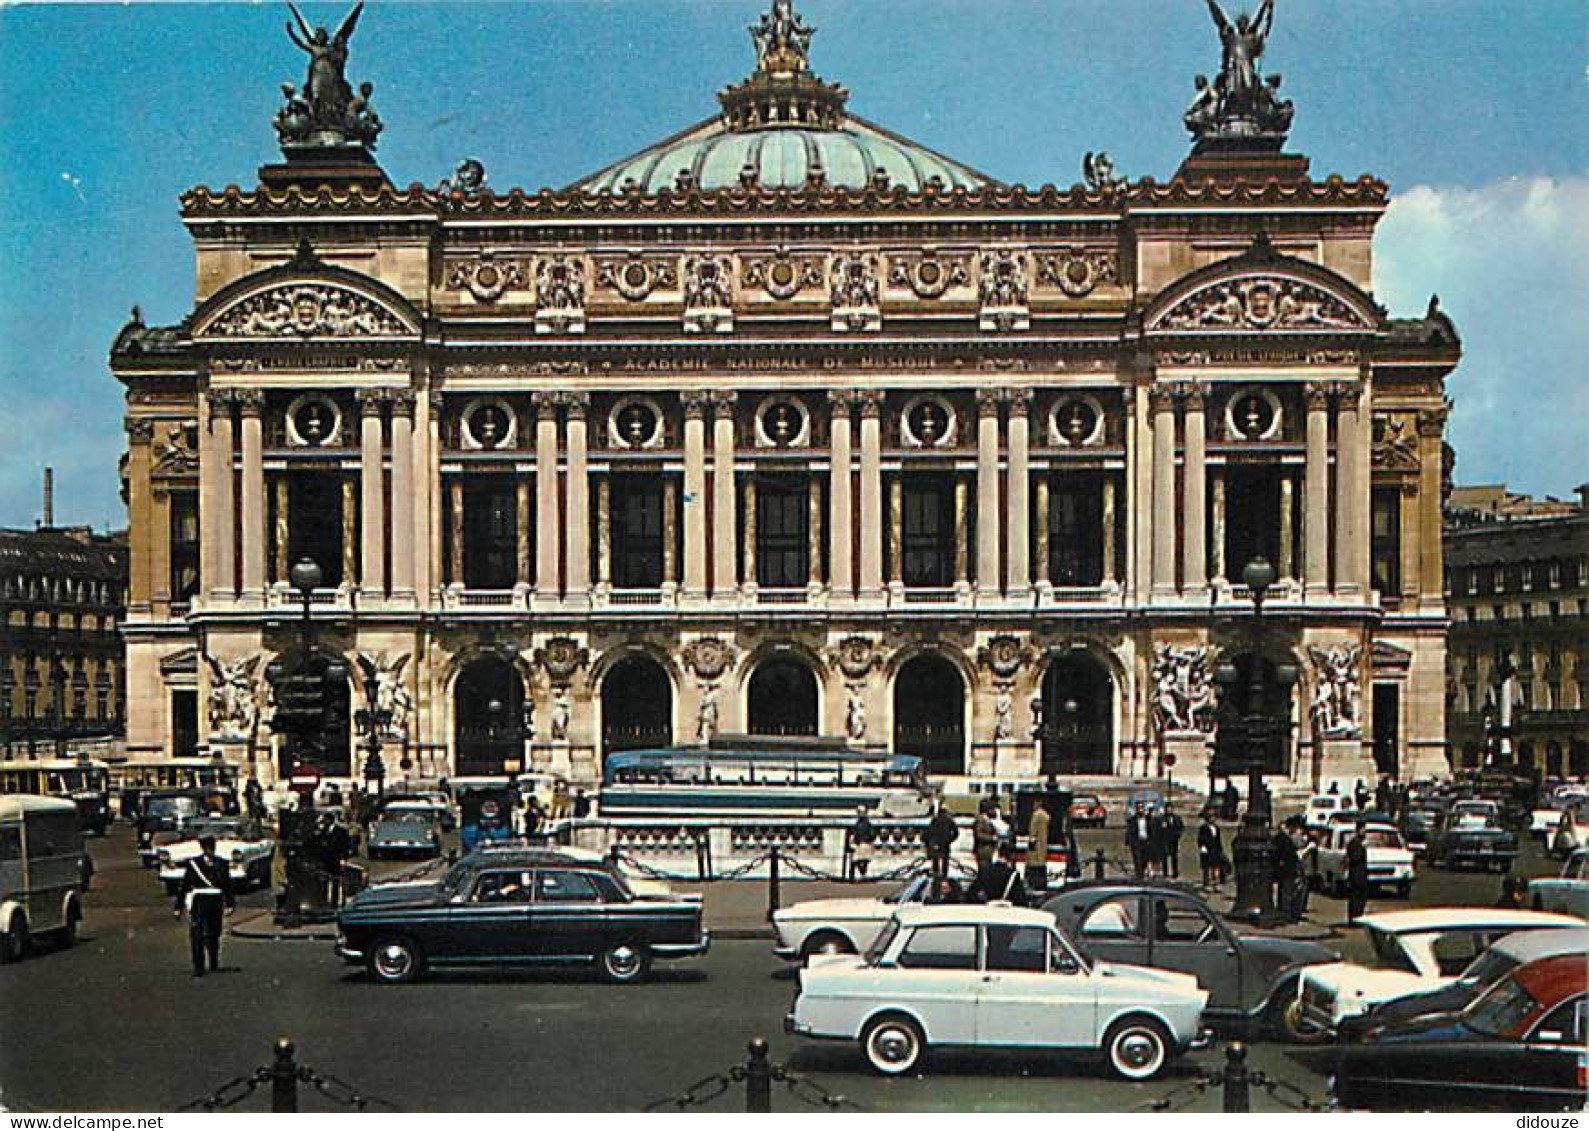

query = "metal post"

[
  {"left": 766, "top": 845, "right": 781, "bottom": 921},
  {"left": 270, "top": 1037, "right": 298, "bottom": 1113},
  {"left": 744, "top": 1038, "right": 772, "bottom": 1113},
  {"left": 1222, "top": 1042, "right": 1250, "bottom": 1113},
  {"left": 1092, "top": 848, "right": 1107, "bottom": 879}
]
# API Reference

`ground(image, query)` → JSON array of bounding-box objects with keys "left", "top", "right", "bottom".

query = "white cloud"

[{"left": 1376, "top": 175, "right": 1589, "bottom": 499}]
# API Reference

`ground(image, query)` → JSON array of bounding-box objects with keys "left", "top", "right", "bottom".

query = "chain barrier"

[
  {"left": 300, "top": 1067, "right": 401, "bottom": 1112},
  {"left": 1133, "top": 1043, "right": 1330, "bottom": 1114},
  {"left": 639, "top": 1039, "right": 864, "bottom": 1113},
  {"left": 776, "top": 1068, "right": 862, "bottom": 1111},
  {"left": 610, "top": 850, "right": 703, "bottom": 882},
  {"left": 640, "top": 1073, "right": 734, "bottom": 1112},
  {"left": 1132, "top": 1075, "right": 1214, "bottom": 1113},
  {"left": 714, "top": 850, "right": 775, "bottom": 881},
  {"left": 174, "top": 1041, "right": 401, "bottom": 1114},
  {"left": 1250, "top": 1071, "right": 1333, "bottom": 1112},
  {"left": 176, "top": 1071, "right": 269, "bottom": 1113}
]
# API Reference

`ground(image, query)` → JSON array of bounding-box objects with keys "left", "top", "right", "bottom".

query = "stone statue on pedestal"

[
  {"left": 1184, "top": 0, "right": 1293, "bottom": 146},
  {"left": 275, "top": 2, "right": 382, "bottom": 151}
]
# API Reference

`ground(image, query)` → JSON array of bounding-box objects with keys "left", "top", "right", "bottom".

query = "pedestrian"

[
  {"left": 926, "top": 875, "right": 964, "bottom": 905},
  {"left": 244, "top": 776, "right": 265, "bottom": 822},
  {"left": 524, "top": 794, "right": 545, "bottom": 837},
  {"left": 1345, "top": 823, "right": 1371, "bottom": 922},
  {"left": 1221, "top": 779, "right": 1240, "bottom": 820},
  {"left": 848, "top": 805, "right": 877, "bottom": 880},
  {"left": 1160, "top": 803, "right": 1185, "bottom": 879},
  {"left": 1271, "top": 820, "right": 1300, "bottom": 922},
  {"left": 1197, "top": 810, "right": 1225, "bottom": 889},
  {"left": 924, "top": 802, "right": 958, "bottom": 882},
  {"left": 972, "top": 842, "right": 1026, "bottom": 905},
  {"left": 1374, "top": 776, "right": 1391, "bottom": 815},
  {"left": 1025, "top": 799, "right": 1051, "bottom": 893},
  {"left": 174, "top": 834, "right": 235, "bottom": 976},
  {"left": 1495, "top": 873, "right": 1530, "bottom": 910},
  {"left": 1327, "top": 780, "right": 1340, "bottom": 796},
  {"left": 973, "top": 799, "right": 999, "bottom": 873},
  {"left": 348, "top": 783, "right": 364, "bottom": 828},
  {"left": 1125, "top": 803, "right": 1153, "bottom": 879},
  {"left": 1353, "top": 778, "right": 1370, "bottom": 812},
  {"left": 1281, "top": 816, "right": 1311, "bottom": 921},
  {"left": 571, "top": 788, "right": 591, "bottom": 819}
]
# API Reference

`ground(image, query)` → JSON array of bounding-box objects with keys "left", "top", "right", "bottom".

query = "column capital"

[
  {"left": 1416, "top": 406, "right": 1449, "bottom": 437},
  {"left": 234, "top": 389, "right": 266, "bottom": 417},
  {"left": 124, "top": 416, "right": 155, "bottom": 442},
  {"left": 532, "top": 390, "right": 561, "bottom": 421},
  {"left": 856, "top": 389, "right": 885, "bottom": 419},
  {"left": 1005, "top": 387, "right": 1033, "bottom": 414},
  {"left": 708, "top": 389, "right": 738, "bottom": 412},
  {"left": 975, "top": 388, "right": 1003, "bottom": 416},
  {"left": 389, "top": 389, "right": 417, "bottom": 418},
  {"left": 1334, "top": 382, "right": 1363, "bottom": 409},
  {"left": 826, "top": 388, "right": 858, "bottom": 413},
  {"left": 1148, "top": 382, "right": 1179, "bottom": 413},
  {"left": 355, "top": 388, "right": 388, "bottom": 415},
  {"left": 1303, "top": 381, "right": 1334, "bottom": 410},
  {"left": 428, "top": 390, "right": 445, "bottom": 416},
  {"left": 205, "top": 389, "right": 235, "bottom": 423},
  {"left": 563, "top": 391, "right": 590, "bottom": 420},
  {"left": 682, "top": 390, "right": 710, "bottom": 420},
  {"left": 1175, "top": 381, "right": 1210, "bottom": 411}
]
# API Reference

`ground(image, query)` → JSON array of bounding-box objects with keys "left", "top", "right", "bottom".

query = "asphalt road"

[{"left": 0, "top": 822, "right": 1563, "bottom": 1113}]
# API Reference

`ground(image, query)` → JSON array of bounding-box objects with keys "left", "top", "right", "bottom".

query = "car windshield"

[
  {"left": 1074, "top": 796, "right": 1101, "bottom": 807},
  {"left": 1362, "top": 829, "right": 1404, "bottom": 849},
  {"left": 382, "top": 812, "right": 431, "bottom": 827},
  {"left": 1456, "top": 947, "right": 1518, "bottom": 988},
  {"left": 865, "top": 918, "right": 901, "bottom": 965},
  {"left": 884, "top": 877, "right": 928, "bottom": 905},
  {"left": 192, "top": 820, "right": 247, "bottom": 840},
  {"left": 1464, "top": 976, "right": 1540, "bottom": 1038},
  {"left": 148, "top": 797, "right": 200, "bottom": 818}
]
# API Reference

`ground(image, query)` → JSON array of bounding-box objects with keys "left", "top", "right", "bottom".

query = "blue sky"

[{"left": 1, "top": 0, "right": 1585, "bottom": 529}]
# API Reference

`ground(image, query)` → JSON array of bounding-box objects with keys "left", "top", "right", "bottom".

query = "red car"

[{"left": 1069, "top": 793, "right": 1108, "bottom": 828}]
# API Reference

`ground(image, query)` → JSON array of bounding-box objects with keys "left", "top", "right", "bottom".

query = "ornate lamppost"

[
  {"left": 1218, "top": 558, "right": 1298, "bottom": 923},
  {"left": 354, "top": 704, "right": 391, "bottom": 799}
]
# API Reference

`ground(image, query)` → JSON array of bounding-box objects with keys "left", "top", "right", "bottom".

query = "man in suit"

[
  {"left": 1125, "top": 803, "right": 1153, "bottom": 878},
  {"left": 923, "top": 802, "right": 958, "bottom": 882},
  {"left": 1025, "top": 798, "right": 1051, "bottom": 893},
  {"left": 972, "top": 842, "right": 1027, "bottom": 905},
  {"left": 174, "top": 835, "right": 235, "bottom": 976},
  {"left": 1345, "top": 824, "right": 1372, "bottom": 922},
  {"left": 1159, "top": 803, "right": 1186, "bottom": 879}
]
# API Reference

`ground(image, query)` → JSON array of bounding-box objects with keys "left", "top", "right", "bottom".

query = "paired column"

[
  {"left": 710, "top": 391, "right": 738, "bottom": 598},
  {"left": 533, "top": 392, "right": 562, "bottom": 598},
  {"left": 1334, "top": 385, "right": 1365, "bottom": 595},
  {"left": 237, "top": 391, "right": 266, "bottom": 603},
  {"left": 1101, "top": 477, "right": 1117, "bottom": 585},
  {"left": 741, "top": 478, "right": 758, "bottom": 589},
  {"left": 272, "top": 479, "right": 289, "bottom": 584},
  {"left": 564, "top": 393, "right": 591, "bottom": 600},
  {"left": 1128, "top": 385, "right": 1153, "bottom": 601},
  {"left": 595, "top": 477, "right": 612, "bottom": 591},
  {"left": 681, "top": 394, "right": 708, "bottom": 598},
  {"left": 1149, "top": 383, "right": 1178, "bottom": 596},
  {"left": 515, "top": 480, "right": 533, "bottom": 589},
  {"left": 450, "top": 479, "right": 466, "bottom": 587},
  {"left": 1180, "top": 384, "right": 1208, "bottom": 594},
  {"left": 857, "top": 392, "right": 885, "bottom": 597},
  {"left": 1033, "top": 477, "right": 1051, "bottom": 587},
  {"left": 426, "top": 393, "right": 444, "bottom": 599},
  {"left": 388, "top": 392, "right": 416, "bottom": 598},
  {"left": 1416, "top": 407, "right": 1448, "bottom": 601},
  {"left": 203, "top": 390, "right": 236, "bottom": 602},
  {"left": 975, "top": 390, "right": 1002, "bottom": 597},
  {"left": 357, "top": 390, "right": 387, "bottom": 597},
  {"left": 827, "top": 392, "right": 854, "bottom": 596},
  {"left": 1303, "top": 382, "right": 1331, "bottom": 594},
  {"left": 1005, "top": 390, "right": 1031, "bottom": 596},
  {"left": 124, "top": 419, "right": 154, "bottom": 612}
]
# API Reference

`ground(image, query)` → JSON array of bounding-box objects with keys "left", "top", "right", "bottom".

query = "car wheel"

[
  {"left": 1104, "top": 1016, "right": 1171, "bottom": 1081},
  {"left": 1, "top": 917, "right": 28, "bottom": 964},
  {"left": 1395, "top": 880, "right": 1411, "bottom": 898},
  {"left": 58, "top": 902, "right": 80, "bottom": 948},
  {"left": 1275, "top": 996, "right": 1329, "bottom": 1044},
  {"left": 366, "top": 937, "right": 423, "bottom": 985},
  {"left": 598, "top": 942, "right": 652, "bottom": 984},
  {"left": 801, "top": 932, "right": 855, "bottom": 960},
  {"left": 862, "top": 1014, "right": 924, "bottom": 1076}
]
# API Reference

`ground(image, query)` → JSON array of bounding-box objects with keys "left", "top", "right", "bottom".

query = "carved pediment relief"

[
  {"left": 1152, "top": 274, "right": 1372, "bottom": 334},
  {"left": 1373, "top": 415, "right": 1422, "bottom": 471},
  {"left": 201, "top": 282, "right": 412, "bottom": 340}
]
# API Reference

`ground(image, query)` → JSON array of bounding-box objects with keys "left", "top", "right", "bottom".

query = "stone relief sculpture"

[
  {"left": 978, "top": 250, "right": 1029, "bottom": 331},
  {"left": 1028, "top": 694, "right": 1045, "bottom": 739},
  {"left": 354, "top": 652, "right": 412, "bottom": 740},
  {"left": 205, "top": 654, "right": 262, "bottom": 741},
  {"left": 208, "top": 284, "right": 406, "bottom": 339},
  {"left": 1308, "top": 644, "right": 1362, "bottom": 736},
  {"left": 549, "top": 688, "right": 572, "bottom": 743},
  {"left": 683, "top": 636, "right": 736, "bottom": 683},
  {"left": 829, "top": 252, "right": 882, "bottom": 331},
  {"left": 534, "top": 636, "right": 590, "bottom": 687},
  {"left": 845, "top": 686, "right": 867, "bottom": 742},
  {"left": 435, "top": 158, "right": 487, "bottom": 196},
  {"left": 1184, "top": 0, "right": 1293, "bottom": 144},
  {"left": 696, "top": 684, "right": 720, "bottom": 743},
  {"left": 977, "top": 634, "right": 1031, "bottom": 681},
  {"left": 276, "top": 3, "right": 382, "bottom": 150},
  {"left": 1081, "top": 151, "right": 1125, "bottom": 192},
  {"left": 535, "top": 255, "right": 587, "bottom": 334},
  {"left": 751, "top": 0, "right": 814, "bottom": 74},
  {"left": 832, "top": 636, "right": 879, "bottom": 682},
  {"left": 1151, "top": 644, "right": 1216, "bottom": 735},
  {"left": 682, "top": 256, "right": 735, "bottom": 332},
  {"left": 1159, "top": 278, "right": 1363, "bottom": 332},
  {"left": 992, "top": 686, "right": 1014, "bottom": 742}
]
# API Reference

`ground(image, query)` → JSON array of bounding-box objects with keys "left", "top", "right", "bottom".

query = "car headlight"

[
  {"left": 157, "top": 850, "right": 171, "bottom": 864},
  {"left": 231, "top": 849, "right": 244, "bottom": 861}
]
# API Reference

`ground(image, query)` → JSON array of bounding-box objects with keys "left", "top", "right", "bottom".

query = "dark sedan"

[
  {"left": 1425, "top": 813, "right": 1518, "bottom": 871},
  {"left": 1302, "top": 953, "right": 1588, "bottom": 1112},
  {"left": 1042, "top": 882, "right": 1339, "bottom": 1036},
  {"left": 336, "top": 846, "right": 708, "bottom": 985}
]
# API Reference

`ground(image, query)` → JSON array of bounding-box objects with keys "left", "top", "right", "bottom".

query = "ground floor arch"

[
  {"left": 746, "top": 656, "right": 819, "bottom": 737},
  {"left": 893, "top": 653, "right": 966, "bottom": 775},
  {"left": 1039, "top": 651, "right": 1114, "bottom": 775},
  {"left": 602, "top": 654, "right": 673, "bottom": 758},
  {"left": 454, "top": 654, "right": 526, "bottom": 775}
]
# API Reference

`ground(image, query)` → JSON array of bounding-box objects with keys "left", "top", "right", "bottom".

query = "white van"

[{"left": 1, "top": 795, "right": 87, "bottom": 962}]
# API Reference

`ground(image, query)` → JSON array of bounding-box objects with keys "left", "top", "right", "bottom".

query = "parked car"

[
  {"left": 1306, "top": 953, "right": 1589, "bottom": 1111},
  {"left": 1425, "top": 812, "right": 1518, "bottom": 872},
  {"left": 371, "top": 792, "right": 454, "bottom": 833},
  {"left": 1549, "top": 800, "right": 1589, "bottom": 858},
  {"left": 1303, "top": 793, "right": 1354, "bottom": 831},
  {"left": 549, "top": 845, "right": 681, "bottom": 901},
  {"left": 786, "top": 904, "right": 1209, "bottom": 1080},
  {"left": 0, "top": 795, "right": 87, "bottom": 962},
  {"left": 1068, "top": 793, "right": 1108, "bottom": 829},
  {"left": 1339, "top": 926, "right": 1589, "bottom": 1041},
  {"left": 773, "top": 875, "right": 933, "bottom": 960},
  {"left": 1529, "top": 786, "right": 1587, "bottom": 840},
  {"left": 1292, "top": 907, "right": 1583, "bottom": 1038},
  {"left": 1399, "top": 806, "right": 1442, "bottom": 855},
  {"left": 1313, "top": 823, "right": 1415, "bottom": 897},
  {"left": 1044, "top": 881, "right": 1338, "bottom": 1037},
  {"left": 135, "top": 790, "right": 207, "bottom": 858},
  {"left": 154, "top": 817, "right": 276, "bottom": 891},
  {"left": 1529, "top": 849, "right": 1589, "bottom": 918},
  {"left": 366, "top": 810, "right": 442, "bottom": 861},
  {"left": 335, "top": 847, "right": 708, "bottom": 985}
]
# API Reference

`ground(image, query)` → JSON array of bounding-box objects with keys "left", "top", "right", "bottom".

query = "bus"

[
  {"left": 598, "top": 736, "right": 931, "bottom": 818},
  {"left": 105, "top": 757, "right": 238, "bottom": 820},
  {"left": 0, "top": 759, "right": 112, "bottom": 836}
]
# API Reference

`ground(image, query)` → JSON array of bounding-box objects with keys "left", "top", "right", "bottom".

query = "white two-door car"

[
  {"left": 786, "top": 905, "right": 1209, "bottom": 1080},
  {"left": 1293, "top": 907, "right": 1583, "bottom": 1037},
  {"left": 1529, "top": 785, "right": 1586, "bottom": 840},
  {"left": 1528, "top": 848, "right": 1589, "bottom": 918},
  {"left": 1313, "top": 822, "right": 1416, "bottom": 896},
  {"left": 772, "top": 874, "right": 931, "bottom": 960},
  {"left": 156, "top": 816, "right": 276, "bottom": 892}
]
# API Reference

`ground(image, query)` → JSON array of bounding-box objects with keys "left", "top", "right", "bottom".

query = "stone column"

[
  {"left": 1101, "top": 475, "right": 1117, "bottom": 584},
  {"left": 741, "top": 477, "right": 758, "bottom": 589},
  {"left": 1278, "top": 473, "right": 1296, "bottom": 582},
  {"left": 888, "top": 475, "right": 904, "bottom": 586},
  {"left": 1351, "top": 379, "right": 1374, "bottom": 593},
  {"left": 341, "top": 479, "right": 358, "bottom": 586},
  {"left": 1005, "top": 389, "right": 1031, "bottom": 596},
  {"left": 710, "top": 391, "right": 738, "bottom": 598},
  {"left": 426, "top": 392, "right": 444, "bottom": 599},
  {"left": 682, "top": 392, "right": 708, "bottom": 598},
  {"left": 237, "top": 391, "right": 266, "bottom": 604},
  {"left": 515, "top": 479, "right": 532, "bottom": 588},
  {"left": 1181, "top": 383, "right": 1207, "bottom": 595},
  {"left": 1334, "top": 385, "right": 1363, "bottom": 595},
  {"left": 827, "top": 391, "right": 854, "bottom": 596},
  {"left": 953, "top": 478, "right": 970, "bottom": 586},
  {"left": 124, "top": 419, "right": 154, "bottom": 613},
  {"left": 1399, "top": 480, "right": 1421, "bottom": 602},
  {"left": 1033, "top": 476, "right": 1051, "bottom": 586},
  {"left": 595, "top": 476, "right": 612, "bottom": 590},
  {"left": 1210, "top": 473, "right": 1226, "bottom": 584},
  {"left": 1303, "top": 382, "right": 1331, "bottom": 595},
  {"left": 357, "top": 390, "right": 387, "bottom": 596},
  {"left": 1150, "top": 383, "right": 1178, "bottom": 596},
  {"left": 272, "top": 478, "right": 289, "bottom": 584},
  {"left": 975, "top": 389, "right": 1002, "bottom": 597},
  {"left": 1416, "top": 406, "right": 1448, "bottom": 602},
  {"left": 389, "top": 391, "right": 416, "bottom": 598},
  {"left": 564, "top": 393, "right": 591, "bottom": 601},
  {"left": 151, "top": 488, "right": 171, "bottom": 606},
  {"left": 449, "top": 479, "right": 465, "bottom": 588},
  {"left": 1128, "top": 385, "right": 1153, "bottom": 601},
  {"left": 662, "top": 478, "right": 680, "bottom": 588},
  {"left": 204, "top": 391, "right": 236, "bottom": 601},
  {"left": 807, "top": 477, "right": 824, "bottom": 589},
  {"left": 857, "top": 391, "right": 885, "bottom": 597},
  {"left": 533, "top": 392, "right": 562, "bottom": 598}
]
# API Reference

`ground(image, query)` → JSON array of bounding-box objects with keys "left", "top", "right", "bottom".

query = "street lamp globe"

[
  {"left": 1241, "top": 556, "right": 1277, "bottom": 596},
  {"left": 289, "top": 557, "right": 323, "bottom": 595}
]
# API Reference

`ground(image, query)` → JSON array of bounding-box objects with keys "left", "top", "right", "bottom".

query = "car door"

[
  {"left": 530, "top": 869, "right": 606, "bottom": 959},
  {"left": 892, "top": 924, "right": 981, "bottom": 1045},
  {"left": 451, "top": 869, "right": 535, "bottom": 958},
  {"left": 1071, "top": 894, "right": 1151, "bottom": 968},
  {"left": 975, "top": 924, "right": 1093, "bottom": 1048},
  {"left": 1145, "top": 894, "right": 1241, "bottom": 1015}
]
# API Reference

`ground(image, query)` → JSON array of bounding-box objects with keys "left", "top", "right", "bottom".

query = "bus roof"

[
  {"left": 0, "top": 758, "right": 109, "bottom": 771},
  {"left": 105, "top": 756, "right": 226, "bottom": 767},
  {"left": 0, "top": 794, "right": 80, "bottom": 820},
  {"left": 606, "top": 746, "right": 920, "bottom": 768}
]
